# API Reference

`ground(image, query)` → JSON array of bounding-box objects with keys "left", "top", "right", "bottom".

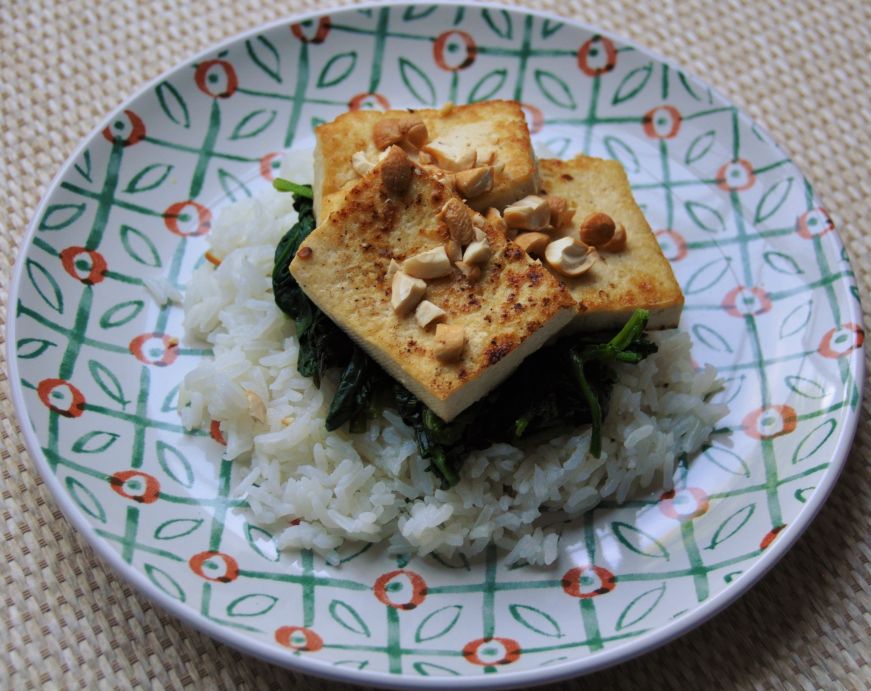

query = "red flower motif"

[
  {"left": 163, "top": 200, "right": 212, "bottom": 237},
  {"left": 109, "top": 470, "right": 160, "bottom": 504},
  {"left": 194, "top": 60, "right": 238, "bottom": 99},
  {"left": 655, "top": 230, "right": 687, "bottom": 262},
  {"left": 561, "top": 565, "right": 616, "bottom": 598},
  {"left": 659, "top": 487, "right": 710, "bottom": 520},
  {"left": 759, "top": 524, "right": 786, "bottom": 550},
  {"left": 818, "top": 324, "right": 864, "bottom": 359},
  {"left": 742, "top": 405, "right": 797, "bottom": 440},
  {"left": 373, "top": 569, "right": 427, "bottom": 610},
  {"left": 577, "top": 35, "right": 617, "bottom": 76},
  {"left": 37, "top": 378, "right": 86, "bottom": 418},
  {"left": 59, "top": 246, "right": 107, "bottom": 285},
  {"left": 462, "top": 637, "right": 521, "bottom": 666},
  {"left": 259, "top": 152, "right": 281, "bottom": 181},
  {"left": 722, "top": 286, "right": 772, "bottom": 317},
  {"left": 642, "top": 105, "right": 682, "bottom": 139},
  {"left": 716, "top": 159, "right": 755, "bottom": 192},
  {"left": 129, "top": 333, "right": 180, "bottom": 367},
  {"left": 189, "top": 550, "right": 239, "bottom": 583},
  {"left": 101, "top": 109, "right": 146, "bottom": 147},
  {"left": 796, "top": 207, "right": 834, "bottom": 239},
  {"left": 291, "top": 17, "right": 331, "bottom": 44},
  {"left": 275, "top": 626, "right": 324, "bottom": 651},
  {"left": 348, "top": 92, "right": 390, "bottom": 111},
  {"left": 520, "top": 102, "right": 544, "bottom": 135},
  {"left": 433, "top": 30, "right": 476, "bottom": 71}
]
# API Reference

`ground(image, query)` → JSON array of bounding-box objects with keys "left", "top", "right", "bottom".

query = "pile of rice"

[{"left": 178, "top": 153, "right": 726, "bottom": 566}]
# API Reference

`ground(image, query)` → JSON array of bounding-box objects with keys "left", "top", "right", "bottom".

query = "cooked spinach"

[
  {"left": 272, "top": 186, "right": 656, "bottom": 488},
  {"left": 271, "top": 188, "right": 353, "bottom": 386}
]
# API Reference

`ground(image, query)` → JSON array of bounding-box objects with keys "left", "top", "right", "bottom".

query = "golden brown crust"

[
  {"left": 538, "top": 156, "right": 684, "bottom": 331},
  {"left": 291, "top": 157, "right": 575, "bottom": 419},
  {"left": 313, "top": 100, "right": 539, "bottom": 222}
]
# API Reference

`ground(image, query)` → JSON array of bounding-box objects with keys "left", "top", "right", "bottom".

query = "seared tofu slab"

[
  {"left": 291, "top": 153, "right": 575, "bottom": 422},
  {"left": 538, "top": 156, "right": 684, "bottom": 331},
  {"left": 314, "top": 100, "right": 539, "bottom": 221}
]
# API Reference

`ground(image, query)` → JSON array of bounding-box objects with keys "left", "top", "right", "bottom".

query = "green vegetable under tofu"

[{"left": 272, "top": 185, "right": 657, "bottom": 488}]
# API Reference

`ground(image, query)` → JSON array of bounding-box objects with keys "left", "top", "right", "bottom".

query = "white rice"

[{"left": 178, "top": 153, "right": 726, "bottom": 566}]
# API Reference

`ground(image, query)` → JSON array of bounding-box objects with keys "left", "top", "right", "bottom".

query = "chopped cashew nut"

[
  {"left": 386, "top": 258, "right": 401, "bottom": 281},
  {"left": 471, "top": 213, "right": 486, "bottom": 228},
  {"left": 485, "top": 207, "right": 508, "bottom": 234},
  {"left": 503, "top": 195, "right": 551, "bottom": 230},
  {"left": 454, "top": 166, "right": 494, "bottom": 198},
  {"left": 455, "top": 261, "right": 482, "bottom": 282},
  {"left": 579, "top": 212, "right": 616, "bottom": 247},
  {"left": 373, "top": 118, "right": 402, "bottom": 149},
  {"left": 439, "top": 198, "right": 475, "bottom": 246},
  {"left": 445, "top": 239, "right": 463, "bottom": 263},
  {"left": 351, "top": 151, "right": 375, "bottom": 176},
  {"left": 545, "top": 195, "right": 576, "bottom": 229},
  {"left": 544, "top": 237, "right": 598, "bottom": 277},
  {"left": 373, "top": 115, "right": 428, "bottom": 151},
  {"left": 514, "top": 231, "right": 551, "bottom": 256},
  {"left": 439, "top": 101, "right": 455, "bottom": 115},
  {"left": 245, "top": 390, "right": 267, "bottom": 424},
  {"left": 601, "top": 223, "right": 627, "bottom": 252},
  {"left": 422, "top": 138, "right": 477, "bottom": 171},
  {"left": 391, "top": 271, "right": 427, "bottom": 316},
  {"left": 402, "top": 118, "right": 429, "bottom": 150},
  {"left": 380, "top": 146, "right": 414, "bottom": 196},
  {"left": 434, "top": 323, "right": 465, "bottom": 363},
  {"left": 403, "top": 246, "right": 453, "bottom": 279},
  {"left": 463, "top": 239, "right": 492, "bottom": 265},
  {"left": 415, "top": 300, "right": 447, "bottom": 329}
]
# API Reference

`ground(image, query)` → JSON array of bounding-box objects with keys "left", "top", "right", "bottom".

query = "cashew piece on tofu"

[
  {"left": 444, "top": 239, "right": 463, "bottom": 263},
  {"left": 351, "top": 151, "right": 375, "bottom": 176},
  {"left": 415, "top": 300, "right": 447, "bottom": 329},
  {"left": 438, "top": 198, "right": 475, "bottom": 247},
  {"left": 455, "top": 261, "right": 482, "bottom": 282},
  {"left": 579, "top": 212, "right": 616, "bottom": 247},
  {"left": 462, "top": 239, "right": 492, "bottom": 265},
  {"left": 454, "top": 166, "right": 494, "bottom": 199},
  {"left": 391, "top": 271, "right": 427, "bottom": 316},
  {"left": 544, "top": 237, "right": 598, "bottom": 277},
  {"left": 434, "top": 323, "right": 465, "bottom": 363},
  {"left": 373, "top": 114, "right": 429, "bottom": 151},
  {"left": 380, "top": 146, "right": 414, "bottom": 196},
  {"left": 601, "top": 223, "right": 627, "bottom": 252},
  {"left": 545, "top": 195, "right": 577, "bottom": 230},
  {"left": 503, "top": 195, "right": 551, "bottom": 231},
  {"left": 514, "top": 231, "right": 551, "bottom": 256},
  {"left": 402, "top": 246, "right": 453, "bottom": 279}
]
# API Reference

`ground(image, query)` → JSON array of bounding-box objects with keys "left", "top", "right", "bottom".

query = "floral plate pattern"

[{"left": 7, "top": 2, "right": 864, "bottom": 687}]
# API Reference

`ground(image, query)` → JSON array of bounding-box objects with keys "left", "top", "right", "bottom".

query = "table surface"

[{"left": 2, "top": 0, "right": 869, "bottom": 689}]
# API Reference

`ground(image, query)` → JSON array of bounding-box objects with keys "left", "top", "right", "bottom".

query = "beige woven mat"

[{"left": 2, "top": 0, "right": 869, "bottom": 688}]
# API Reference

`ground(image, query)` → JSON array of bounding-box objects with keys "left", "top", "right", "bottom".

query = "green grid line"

[{"left": 284, "top": 41, "right": 309, "bottom": 148}]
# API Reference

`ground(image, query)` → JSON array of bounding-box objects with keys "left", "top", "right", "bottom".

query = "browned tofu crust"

[
  {"left": 314, "top": 100, "right": 539, "bottom": 221},
  {"left": 291, "top": 156, "right": 575, "bottom": 420},
  {"left": 538, "top": 156, "right": 684, "bottom": 331}
]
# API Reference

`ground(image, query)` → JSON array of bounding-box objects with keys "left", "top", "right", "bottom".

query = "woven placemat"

[{"left": 1, "top": 0, "right": 869, "bottom": 688}]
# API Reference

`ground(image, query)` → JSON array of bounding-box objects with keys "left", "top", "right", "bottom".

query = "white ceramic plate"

[{"left": 7, "top": 2, "right": 864, "bottom": 687}]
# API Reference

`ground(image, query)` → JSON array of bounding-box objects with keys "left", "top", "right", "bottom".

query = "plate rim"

[{"left": 5, "top": 0, "right": 865, "bottom": 687}]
